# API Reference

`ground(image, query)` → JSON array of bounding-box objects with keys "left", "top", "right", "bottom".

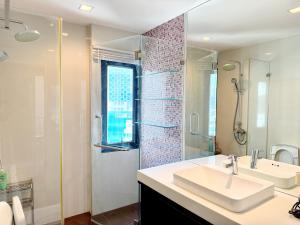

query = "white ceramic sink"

[
  {"left": 173, "top": 165, "right": 274, "bottom": 212},
  {"left": 0, "top": 201, "right": 13, "bottom": 225},
  {"left": 239, "top": 156, "right": 300, "bottom": 189}
]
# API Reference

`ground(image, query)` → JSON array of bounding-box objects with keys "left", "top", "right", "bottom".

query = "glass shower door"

[
  {"left": 185, "top": 48, "right": 218, "bottom": 159},
  {"left": 90, "top": 35, "right": 141, "bottom": 225},
  {"left": 247, "top": 59, "right": 270, "bottom": 158}
]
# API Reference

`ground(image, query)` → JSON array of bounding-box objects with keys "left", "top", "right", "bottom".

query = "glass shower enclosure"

[
  {"left": 184, "top": 47, "right": 218, "bottom": 159},
  {"left": 90, "top": 35, "right": 141, "bottom": 224},
  {"left": 90, "top": 33, "right": 185, "bottom": 224},
  {"left": 0, "top": 8, "right": 61, "bottom": 225}
]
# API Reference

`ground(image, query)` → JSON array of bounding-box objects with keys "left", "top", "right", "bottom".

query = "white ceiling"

[
  {"left": 188, "top": 0, "right": 300, "bottom": 51},
  {"left": 3, "top": 0, "right": 300, "bottom": 50},
  {"left": 1, "top": 0, "right": 209, "bottom": 33}
]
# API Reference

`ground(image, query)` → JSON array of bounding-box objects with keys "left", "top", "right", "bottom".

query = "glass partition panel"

[
  {"left": 90, "top": 35, "right": 141, "bottom": 224},
  {"left": 0, "top": 9, "right": 60, "bottom": 225},
  {"left": 185, "top": 47, "right": 217, "bottom": 159},
  {"left": 247, "top": 59, "right": 270, "bottom": 158}
]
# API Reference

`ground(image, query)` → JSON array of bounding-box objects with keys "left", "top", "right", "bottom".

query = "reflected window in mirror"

[{"left": 208, "top": 72, "right": 217, "bottom": 136}]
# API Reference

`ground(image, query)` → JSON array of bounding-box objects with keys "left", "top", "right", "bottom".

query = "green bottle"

[{"left": 0, "top": 160, "right": 8, "bottom": 190}]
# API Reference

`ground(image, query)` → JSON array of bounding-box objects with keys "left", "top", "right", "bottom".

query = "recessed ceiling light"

[
  {"left": 48, "top": 49, "right": 55, "bottom": 53},
  {"left": 79, "top": 4, "right": 94, "bottom": 12},
  {"left": 265, "top": 52, "right": 272, "bottom": 56},
  {"left": 62, "top": 32, "right": 69, "bottom": 37},
  {"left": 50, "top": 23, "right": 54, "bottom": 27},
  {"left": 203, "top": 37, "right": 211, "bottom": 41},
  {"left": 289, "top": 6, "right": 300, "bottom": 14}
]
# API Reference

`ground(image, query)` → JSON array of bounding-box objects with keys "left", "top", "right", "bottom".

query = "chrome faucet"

[
  {"left": 250, "top": 149, "right": 259, "bottom": 169},
  {"left": 227, "top": 155, "right": 238, "bottom": 175}
]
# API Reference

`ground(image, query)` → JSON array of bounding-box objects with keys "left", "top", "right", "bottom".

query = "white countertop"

[
  {"left": 276, "top": 184, "right": 300, "bottom": 198},
  {"left": 137, "top": 155, "right": 300, "bottom": 225}
]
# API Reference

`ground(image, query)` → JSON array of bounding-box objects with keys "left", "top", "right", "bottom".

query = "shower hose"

[{"left": 233, "top": 87, "right": 247, "bottom": 145}]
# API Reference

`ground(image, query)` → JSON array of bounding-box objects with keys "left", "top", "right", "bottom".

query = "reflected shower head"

[
  {"left": 15, "top": 28, "right": 40, "bottom": 42},
  {"left": 223, "top": 63, "right": 236, "bottom": 71},
  {"left": 0, "top": 50, "right": 8, "bottom": 62}
]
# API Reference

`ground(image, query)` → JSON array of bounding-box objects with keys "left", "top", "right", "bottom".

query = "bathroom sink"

[
  {"left": 238, "top": 156, "right": 300, "bottom": 189},
  {"left": 173, "top": 165, "right": 274, "bottom": 212},
  {"left": 0, "top": 201, "right": 13, "bottom": 225}
]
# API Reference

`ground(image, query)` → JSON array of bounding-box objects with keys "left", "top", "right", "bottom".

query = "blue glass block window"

[
  {"left": 101, "top": 60, "right": 139, "bottom": 147},
  {"left": 208, "top": 72, "right": 217, "bottom": 136}
]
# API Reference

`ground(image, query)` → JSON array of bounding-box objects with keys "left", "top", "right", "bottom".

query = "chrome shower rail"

[{"left": 93, "top": 143, "right": 132, "bottom": 152}]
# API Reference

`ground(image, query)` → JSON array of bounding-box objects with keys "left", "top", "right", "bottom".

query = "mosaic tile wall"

[{"left": 140, "top": 15, "right": 185, "bottom": 168}]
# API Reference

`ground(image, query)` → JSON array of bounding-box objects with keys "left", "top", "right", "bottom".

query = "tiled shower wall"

[{"left": 140, "top": 15, "right": 185, "bottom": 168}]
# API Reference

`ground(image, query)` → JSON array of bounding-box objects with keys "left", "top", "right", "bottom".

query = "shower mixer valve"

[
  {"left": 235, "top": 122, "right": 246, "bottom": 134},
  {"left": 233, "top": 122, "right": 246, "bottom": 136}
]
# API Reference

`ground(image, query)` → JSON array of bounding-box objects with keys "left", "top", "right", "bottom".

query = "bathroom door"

[
  {"left": 185, "top": 49, "right": 218, "bottom": 159},
  {"left": 90, "top": 36, "right": 141, "bottom": 224},
  {"left": 247, "top": 59, "right": 270, "bottom": 158}
]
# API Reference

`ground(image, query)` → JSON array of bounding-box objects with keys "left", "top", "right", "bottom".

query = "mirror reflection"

[{"left": 186, "top": 0, "right": 300, "bottom": 196}]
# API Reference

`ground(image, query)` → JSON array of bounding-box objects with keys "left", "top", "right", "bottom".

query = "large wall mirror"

[{"left": 186, "top": 0, "right": 300, "bottom": 197}]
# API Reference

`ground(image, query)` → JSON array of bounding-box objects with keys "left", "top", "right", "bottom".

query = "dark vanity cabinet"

[{"left": 140, "top": 183, "right": 212, "bottom": 225}]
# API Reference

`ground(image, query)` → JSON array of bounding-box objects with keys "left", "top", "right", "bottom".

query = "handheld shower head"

[
  {"left": 231, "top": 78, "right": 239, "bottom": 92},
  {"left": 231, "top": 78, "right": 237, "bottom": 84}
]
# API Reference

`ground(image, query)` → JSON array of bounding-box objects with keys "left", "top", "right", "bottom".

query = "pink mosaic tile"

[{"left": 140, "top": 15, "right": 185, "bottom": 168}]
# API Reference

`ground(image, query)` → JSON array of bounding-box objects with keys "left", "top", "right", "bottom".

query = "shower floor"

[
  {"left": 91, "top": 203, "right": 139, "bottom": 225},
  {"left": 65, "top": 213, "right": 95, "bottom": 225},
  {"left": 46, "top": 203, "right": 139, "bottom": 225}
]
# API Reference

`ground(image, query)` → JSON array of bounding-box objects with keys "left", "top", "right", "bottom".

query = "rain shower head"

[
  {"left": 15, "top": 28, "right": 40, "bottom": 42},
  {"left": 223, "top": 63, "right": 236, "bottom": 71},
  {"left": 1, "top": 0, "right": 40, "bottom": 42},
  {"left": 0, "top": 50, "right": 8, "bottom": 61},
  {"left": 222, "top": 60, "right": 242, "bottom": 75}
]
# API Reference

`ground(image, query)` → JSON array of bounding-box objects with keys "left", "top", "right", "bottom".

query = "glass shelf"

[
  {"left": 135, "top": 98, "right": 182, "bottom": 101},
  {"left": 136, "top": 70, "right": 180, "bottom": 78},
  {"left": 0, "top": 179, "right": 34, "bottom": 225},
  {"left": 135, "top": 121, "right": 179, "bottom": 128},
  {"left": 0, "top": 179, "right": 32, "bottom": 194}
]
